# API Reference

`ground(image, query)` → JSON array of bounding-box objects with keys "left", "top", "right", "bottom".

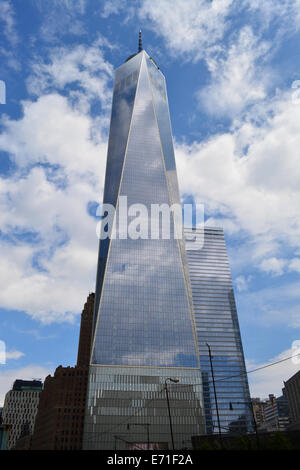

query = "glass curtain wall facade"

[
  {"left": 185, "top": 227, "right": 252, "bottom": 435},
  {"left": 83, "top": 50, "right": 205, "bottom": 450}
]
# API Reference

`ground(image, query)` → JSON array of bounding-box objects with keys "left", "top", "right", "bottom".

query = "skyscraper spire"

[{"left": 138, "top": 29, "right": 142, "bottom": 52}]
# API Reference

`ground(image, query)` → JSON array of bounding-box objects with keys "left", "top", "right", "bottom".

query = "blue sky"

[{"left": 1, "top": 0, "right": 300, "bottom": 405}]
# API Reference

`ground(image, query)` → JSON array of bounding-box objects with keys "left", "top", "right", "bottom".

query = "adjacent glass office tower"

[
  {"left": 185, "top": 227, "right": 252, "bottom": 435},
  {"left": 83, "top": 45, "right": 205, "bottom": 450}
]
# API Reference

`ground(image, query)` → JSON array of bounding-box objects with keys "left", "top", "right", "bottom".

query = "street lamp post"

[
  {"left": 229, "top": 401, "right": 260, "bottom": 449},
  {"left": 165, "top": 377, "right": 179, "bottom": 450}
]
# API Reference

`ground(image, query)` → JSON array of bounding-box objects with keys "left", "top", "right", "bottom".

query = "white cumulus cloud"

[
  {"left": 247, "top": 346, "right": 300, "bottom": 398},
  {"left": 259, "top": 257, "right": 288, "bottom": 276},
  {"left": 139, "top": 0, "right": 233, "bottom": 61},
  {"left": 198, "top": 27, "right": 271, "bottom": 117},
  {"left": 0, "top": 43, "right": 113, "bottom": 323},
  {"left": 176, "top": 88, "right": 300, "bottom": 252},
  {"left": 5, "top": 350, "right": 25, "bottom": 360}
]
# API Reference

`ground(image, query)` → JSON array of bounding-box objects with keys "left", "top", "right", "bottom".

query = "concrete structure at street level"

[
  {"left": 1, "top": 379, "right": 42, "bottom": 449},
  {"left": 284, "top": 370, "right": 300, "bottom": 430},
  {"left": 83, "top": 33, "right": 252, "bottom": 450},
  {"left": 31, "top": 293, "right": 94, "bottom": 450}
]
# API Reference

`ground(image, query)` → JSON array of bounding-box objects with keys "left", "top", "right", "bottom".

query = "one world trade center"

[{"left": 83, "top": 36, "right": 206, "bottom": 450}]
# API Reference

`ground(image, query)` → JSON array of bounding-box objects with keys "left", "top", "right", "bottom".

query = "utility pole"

[{"left": 206, "top": 343, "right": 223, "bottom": 449}]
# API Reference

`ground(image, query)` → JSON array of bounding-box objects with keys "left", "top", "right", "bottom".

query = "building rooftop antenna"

[{"left": 138, "top": 30, "right": 143, "bottom": 52}]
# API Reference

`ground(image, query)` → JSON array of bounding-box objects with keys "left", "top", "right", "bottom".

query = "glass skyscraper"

[
  {"left": 83, "top": 44, "right": 205, "bottom": 450},
  {"left": 185, "top": 227, "right": 252, "bottom": 435}
]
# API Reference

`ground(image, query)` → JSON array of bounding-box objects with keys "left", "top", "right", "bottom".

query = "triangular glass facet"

[{"left": 92, "top": 52, "right": 198, "bottom": 368}]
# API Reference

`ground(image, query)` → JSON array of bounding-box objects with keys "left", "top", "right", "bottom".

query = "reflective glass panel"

[
  {"left": 94, "top": 53, "right": 142, "bottom": 321},
  {"left": 92, "top": 53, "right": 198, "bottom": 368},
  {"left": 185, "top": 227, "right": 253, "bottom": 434}
]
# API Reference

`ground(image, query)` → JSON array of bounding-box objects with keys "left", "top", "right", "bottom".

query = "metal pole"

[
  {"left": 249, "top": 401, "right": 260, "bottom": 450},
  {"left": 165, "top": 380, "right": 175, "bottom": 450},
  {"left": 206, "top": 343, "right": 223, "bottom": 449}
]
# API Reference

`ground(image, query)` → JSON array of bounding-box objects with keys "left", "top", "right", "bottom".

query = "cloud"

[
  {"left": 139, "top": 0, "right": 233, "bottom": 61},
  {"left": 247, "top": 347, "right": 300, "bottom": 398},
  {"left": 27, "top": 39, "right": 113, "bottom": 114},
  {"left": 234, "top": 275, "right": 252, "bottom": 292},
  {"left": 198, "top": 27, "right": 271, "bottom": 117},
  {"left": 0, "top": 43, "right": 113, "bottom": 323},
  {"left": 0, "top": 93, "right": 108, "bottom": 172},
  {"left": 259, "top": 257, "right": 287, "bottom": 276},
  {"left": 289, "top": 258, "right": 300, "bottom": 273},
  {"left": 0, "top": 235, "right": 97, "bottom": 323},
  {"left": 139, "top": 0, "right": 300, "bottom": 63},
  {"left": 0, "top": 1, "right": 18, "bottom": 46},
  {"left": 175, "top": 87, "right": 300, "bottom": 255},
  {"left": 245, "top": 0, "right": 300, "bottom": 33},
  {"left": 138, "top": 0, "right": 300, "bottom": 121},
  {"left": 5, "top": 350, "right": 25, "bottom": 360},
  {"left": 0, "top": 364, "right": 53, "bottom": 406},
  {"left": 37, "top": 0, "right": 88, "bottom": 41},
  {"left": 100, "top": 0, "right": 124, "bottom": 18},
  {"left": 13, "top": 329, "right": 57, "bottom": 341},
  {"left": 0, "top": 127, "right": 105, "bottom": 322},
  {"left": 237, "top": 281, "right": 300, "bottom": 329}
]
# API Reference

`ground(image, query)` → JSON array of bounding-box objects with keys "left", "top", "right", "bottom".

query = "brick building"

[{"left": 31, "top": 293, "right": 94, "bottom": 450}]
